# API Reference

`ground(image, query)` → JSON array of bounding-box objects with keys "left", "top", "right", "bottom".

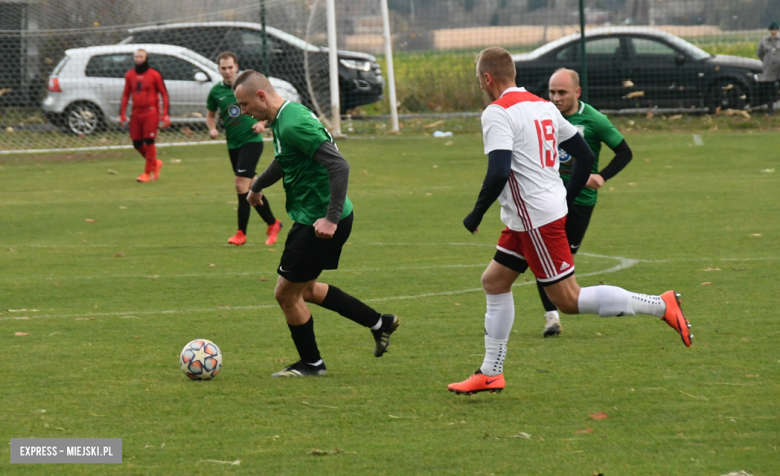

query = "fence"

[{"left": 1, "top": 0, "right": 778, "bottom": 152}]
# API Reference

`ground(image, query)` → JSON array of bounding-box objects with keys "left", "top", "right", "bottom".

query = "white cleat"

[{"left": 543, "top": 311, "right": 561, "bottom": 338}]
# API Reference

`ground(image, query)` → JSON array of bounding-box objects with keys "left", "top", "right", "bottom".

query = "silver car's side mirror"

[{"left": 194, "top": 72, "right": 208, "bottom": 82}]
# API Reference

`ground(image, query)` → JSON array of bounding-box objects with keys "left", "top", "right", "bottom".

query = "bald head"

[
  {"left": 232, "top": 70, "right": 283, "bottom": 122},
  {"left": 548, "top": 68, "right": 581, "bottom": 116}
]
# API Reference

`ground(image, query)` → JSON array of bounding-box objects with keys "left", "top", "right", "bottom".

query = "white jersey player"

[{"left": 448, "top": 47, "right": 692, "bottom": 397}]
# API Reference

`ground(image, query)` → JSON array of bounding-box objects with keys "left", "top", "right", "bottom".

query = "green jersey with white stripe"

[
  {"left": 557, "top": 101, "right": 624, "bottom": 206},
  {"left": 270, "top": 101, "right": 353, "bottom": 226},
  {"left": 206, "top": 81, "right": 263, "bottom": 150}
]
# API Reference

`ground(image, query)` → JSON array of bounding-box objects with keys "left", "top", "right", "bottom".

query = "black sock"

[
  {"left": 536, "top": 280, "right": 558, "bottom": 313},
  {"left": 237, "top": 192, "right": 251, "bottom": 233},
  {"left": 288, "top": 316, "right": 321, "bottom": 364},
  {"left": 254, "top": 195, "right": 276, "bottom": 225},
  {"left": 320, "top": 285, "right": 381, "bottom": 328}
]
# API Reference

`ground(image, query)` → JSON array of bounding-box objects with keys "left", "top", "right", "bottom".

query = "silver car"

[{"left": 42, "top": 43, "right": 300, "bottom": 135}]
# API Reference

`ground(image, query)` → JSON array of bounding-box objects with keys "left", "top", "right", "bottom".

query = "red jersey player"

[
  {"left": 447, "top": 47, "right": 692, "bottom": 396},
  {"left": 120, "top": 49, "right": 171, "bottom": 182}
]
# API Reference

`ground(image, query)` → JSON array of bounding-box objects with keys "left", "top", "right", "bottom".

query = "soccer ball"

[{"left": 180, "top": 339, "right": 222, "bottom": 380}]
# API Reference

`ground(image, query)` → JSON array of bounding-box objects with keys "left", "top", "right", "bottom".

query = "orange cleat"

[
  {"left": 136, "top": 172, "right": 151, "bottom": 183},
  {"left": 448, "top": 370, "right": 505, "bottom": 396},
  {"left": 152, "top": 159, "right": 163, "bottom": 180},
  {"left": 660, "top": 290, "right": 692, "bottom": 347},
  {"left": 228, "top": 230, "right": 247, "bottom": 246},
  {"left": 265, "top": 219, "right": 283, "bottom": 245}
]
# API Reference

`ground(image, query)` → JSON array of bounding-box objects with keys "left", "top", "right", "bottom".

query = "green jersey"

[
  {"left": 206, "top": 81, "right": 263, "bottom": 150},
  {"left": 558, "top": 101, "right": 624, "bottom": 206},
  {"left": 270, "top": 100, "right": 353, "bottom": 226}
]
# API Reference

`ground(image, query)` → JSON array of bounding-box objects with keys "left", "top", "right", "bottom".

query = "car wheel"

[
  {"left": 711, "top": 80, "right": 747, "bottom": 112},
  {"left": 64, "top": 102, "right": 103, "bottom": 135}
]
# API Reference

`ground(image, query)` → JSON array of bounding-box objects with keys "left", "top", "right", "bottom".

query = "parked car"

[
  {"left": 42, "top": 43, "right": 300, "bottom": 135},
  {"left": 513, "top": 27, "right": 776, "bottom": 111},
  {"left": 120, "top": 21, "right": 385, "bottom": 114}
]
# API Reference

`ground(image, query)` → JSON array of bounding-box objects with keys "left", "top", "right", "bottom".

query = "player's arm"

[
  {"left": 311, "top": 141, "right": 349, "bottom": 226},
  {"left": 596, "top": 140, "right": 632, "bottom": 183},
  {"left": 588, "top": 115, "right": 632, "bottom": 189},
  {"left": 559, "top": 133, "right": 595, "bottom": 208},
  {"left": 248, "top": 160, "right": 284, "bottom": 206},
  {"left": 465, "top": 106, "right": 513, "bottom": 233},
  {"left": 206, "top": 109, "right": 218, "bottom": 139},
  {"left": 120, "top": 73, "right": 131, "bottom": 124},
  {"left": 156, "top": 71, "right": 170, "bottom": 126},
  {"left": 463, "top": 150, "right": 512, "bottom": 233}
]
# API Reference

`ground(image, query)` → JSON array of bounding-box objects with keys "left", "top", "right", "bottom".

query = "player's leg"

[
  {"left": 448, "top": 229, "right": 526, "bottom": 395},
  {"left": 144, "top": 138, "right": 162, "bottom": 180},
  {"left": 271, "top": 276, "right": 327, "bottom": 377},
  {"left": 235, "top": 142, "right": 282, "bottom": 245},
  {"left": 226, "top": 149, "right": 248, "bottom": 245},
  {"left": 537, "top": 204, "right": 594, "bottom": 337},
  {"left": 542, "top": 273, "right": 693, "bottom": 347},
  {"left": 301, "top": 212, "right": 399, "bottom": 357},
  {"left": 130, "top": 117, "right": 151, "bottom": 182}
]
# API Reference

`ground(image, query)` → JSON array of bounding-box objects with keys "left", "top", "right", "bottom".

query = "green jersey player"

[
  {"left": 232, "top": 70, "right": 399, "bottom": 377},
  {"left": 540, "top": 68, "right": 634, "bottom": 338},
  {"left": 206, "top": 52, "right": 281, "bottom": 246}
]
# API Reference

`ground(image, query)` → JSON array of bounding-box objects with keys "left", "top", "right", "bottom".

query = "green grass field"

[{"left": 1, "top": 132, "right": 779, "bottom": 475}]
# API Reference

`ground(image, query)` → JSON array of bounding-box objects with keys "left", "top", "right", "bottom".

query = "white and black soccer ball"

[{"left": 180, "top": 339, "right": 222, "bottom": 380}]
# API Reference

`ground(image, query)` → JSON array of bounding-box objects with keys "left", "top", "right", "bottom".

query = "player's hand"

[
  {"left": 252, "top": 121, "right": 266, "bottom": 134},
  {"left": 247, "top": 190, "right": 264, "bottom": 207},
  {"left": 120, "top": 115, "right": 128, "bottom": 128},
  {"left": 161, "top": 115, "right": 171, "bottom": 129},
  {"left": 463, "top": 211, "right": 481, "bottom": 234},
  {"left": 313, "top": 218, "right": 337, "bottom": 239},
  {"left": 209, "top": 128, "right": 219, "bottom": 139},
  {"left": 586, "top": 174, "right": 605, "bottom": 190}
]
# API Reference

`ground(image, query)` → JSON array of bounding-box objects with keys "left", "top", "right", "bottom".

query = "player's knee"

[
  {"left": 481, "top": 272, "right": 510, "bottom": 294},
  {"left": 554, "top": 297, "right": 579, "bottom": 315}
]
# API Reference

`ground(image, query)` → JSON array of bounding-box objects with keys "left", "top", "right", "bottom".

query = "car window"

[
  {"left": 223, "top": 29, "right": 281, "bottom": 53},
  {"left": 555, "top": 44, "right": 578, "bottom": 61},
  {"left": 132, "top": 28, "right": 226, "bottom": 60},
  {"left": 586, "top": 37, "right": 621, "bottom": 56},
  {"left": 631, "top": 38, "right": 677, "bottom": 57},
  {"left": 85, "top": 54, "right": 134, "bottom": 78},
  {"left": 148, "top": 54, "right": 205, "bottom": 81}
]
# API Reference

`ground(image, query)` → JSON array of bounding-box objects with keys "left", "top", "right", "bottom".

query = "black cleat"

[
  {"left": 271, "top": 360, "right": 326, "bottom": 377},
  {"left": 372, "top": 314, "right": 400, "bottom": 357}
]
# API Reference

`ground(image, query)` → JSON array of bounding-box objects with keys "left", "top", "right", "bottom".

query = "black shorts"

[
  {"left": 565, "top": 203, "right": 595, "bottom": 254},
  {"left": 277, "top": 212, "right": 354, "bottom": 283},
  {"left": 228, "top": 141, "right": 264, "bottom": 178}
]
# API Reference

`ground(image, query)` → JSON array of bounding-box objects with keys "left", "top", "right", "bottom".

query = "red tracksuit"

[
  {"left": 121, "top": 66, "right": 169, "bottom": 174},
  {"left": 121, "top": 67, "right": 169, "bottom": 140}
]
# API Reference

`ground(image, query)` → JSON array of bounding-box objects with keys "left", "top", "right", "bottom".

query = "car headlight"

[{"left": 340, "top": 59, "right": 371, "bottom": 72}]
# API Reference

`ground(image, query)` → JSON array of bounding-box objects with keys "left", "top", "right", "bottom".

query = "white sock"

[
  {"left": 480, "top": 292, "right": 514, "bottom": 376},
  {"left": 578, "top": 285, "right": 665, "bottom": 317}
]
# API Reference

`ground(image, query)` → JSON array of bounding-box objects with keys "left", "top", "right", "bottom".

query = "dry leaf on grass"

[
  {"left": 577, "top": 428, "right": 594, "bottom": 434},
  {"left": 74, "top": 317, "right": 95, "bottom": 321},
  {"left": 85, "top": 219, "right": 97, "bottom": 223},
  {"left": 115, "top": 253, "right": 125, "bottom": 257},
  {"left": 589, "top": 412, "right": 609, "bottom": 420},
  {"left": 196, "top": 459, "right": 241, "bottom": 466},
  {"left": 422, "top": 119, "right": 445, "bottom": 129},
  {"left": 107, "top": 169, "right": 119, "bottom": 175},
  {"left": 15, "top": 332, "right": 30, "bottom": 336},
  {"left": 701, "top": 282, "right": 713, "bottom": 286}
]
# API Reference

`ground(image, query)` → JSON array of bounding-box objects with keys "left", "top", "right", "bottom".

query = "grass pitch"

[{"left": 1, "top": 132, "right": 778, "bottom": 475}]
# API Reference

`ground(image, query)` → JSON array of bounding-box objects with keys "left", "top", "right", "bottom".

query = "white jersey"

[{"left": 481, "top": 87, "right": 578, "bottom": 232}]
